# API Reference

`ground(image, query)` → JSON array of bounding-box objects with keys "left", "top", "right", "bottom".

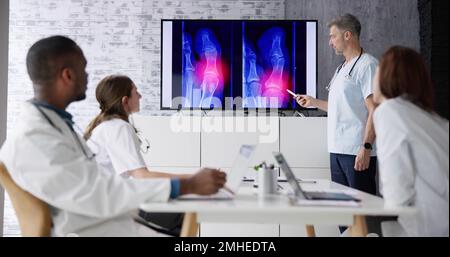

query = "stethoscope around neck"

[
  {"left": 30, "top": 100, "right": 97, "bottom": 160},
  {"left": 326, "top": 48, "right": 364, "bottom": 92}
]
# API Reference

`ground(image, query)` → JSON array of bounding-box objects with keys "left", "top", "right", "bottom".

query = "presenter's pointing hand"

[{"left": 295, "top": 95, "right": 315, "bottom": 108}]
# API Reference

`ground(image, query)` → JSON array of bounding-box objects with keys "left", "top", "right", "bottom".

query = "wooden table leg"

[
  {"left": 349, "top": 215, "right": 368, "bottom": 237},
  {"left": 180, "top": 212, "right": 198, "bottom": 237},
  {"left": 305, "top": 225, "right": 316, "bottom": 237}
]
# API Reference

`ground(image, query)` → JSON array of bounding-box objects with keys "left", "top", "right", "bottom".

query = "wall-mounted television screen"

[{"left": 161, "top": 19, "right": 317, "bottom": 110}]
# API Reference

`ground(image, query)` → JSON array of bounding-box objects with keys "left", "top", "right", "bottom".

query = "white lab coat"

[
  {"left": 374, "top": 97, "right": 449, "bottom": 237},
  {"left": 0, "top": 102, "right": 172, "bottom": 236},
  {"left": 87, "top": 118, "right": 146, "bottom": 178}
]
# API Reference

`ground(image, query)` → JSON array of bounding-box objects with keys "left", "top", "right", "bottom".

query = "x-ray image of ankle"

[{"left": 182, "top": 33, "right": 196, "bottom": 107}]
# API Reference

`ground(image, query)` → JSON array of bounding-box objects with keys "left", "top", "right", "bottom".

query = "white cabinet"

[
  {"left": 286, "top": 168, "right": 331, "bottom": 180},
  {"left": 280, "top": 117, "right": 329, "bottom": 168},
  {"left": 201, "top": 116, "right": 279, "bottom": 168},
  {"left": 132, "top": 114, "right": 201, "bottom": 167},
  {"left": 133, "top": 116, "right": 329, "bottom": 170}
]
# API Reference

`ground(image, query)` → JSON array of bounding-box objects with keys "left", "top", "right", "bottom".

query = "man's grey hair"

[{"left": 327, "top": 14, "right": 362, "bottom": 38}]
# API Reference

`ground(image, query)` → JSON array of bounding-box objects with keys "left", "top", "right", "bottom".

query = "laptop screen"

[
  {"left": 226, "top": 145, "right": 256, "bottom": 193},
  {"left": 273, "top": 152, "right": 307, "bottom": 199}
]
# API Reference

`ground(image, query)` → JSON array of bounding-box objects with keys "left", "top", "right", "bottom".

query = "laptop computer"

[
  {"left": 273, "top": 152, "right": 361, "bottom": 203},
  {"left": 178, "top": 145, "right": 256, "bottom": 200}
]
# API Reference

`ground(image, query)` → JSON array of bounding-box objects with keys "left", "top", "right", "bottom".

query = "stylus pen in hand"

[{"left": 215, "top": 168, "right": 234, "bottom": 194}]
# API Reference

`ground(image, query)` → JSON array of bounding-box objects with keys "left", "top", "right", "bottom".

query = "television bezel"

[{"left": 160, "top": 19, "right": 318, "bottom": 111}]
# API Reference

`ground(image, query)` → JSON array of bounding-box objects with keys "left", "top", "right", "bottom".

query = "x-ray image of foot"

[
  {"left": 264, "top": 34, "right": 285, "bottom": 105},
  {"left": 195, "top": 29, "right": 223, "bottom": 108},
  {"left": 243, "top": 40, "right": 262, "bottom": 108},
  {"left": 182, "top": 33, "right": 196, "bottom": 107},
  {"left": 258, "top": 28, "right": 289, "bottom": 108}
]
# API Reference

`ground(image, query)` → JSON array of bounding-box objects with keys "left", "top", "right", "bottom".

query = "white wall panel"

[
  {"left": 280, "top": 117, "right": 329, "bottom": 168},
  {"left": 281, "top": 168, "right": 331, "bottom": 180},
  {"left": 201, "top": 116, "right": 280, "bottom": 168},
  {"left": 133, "top": 115, "right": 201, "bottom": 167}
]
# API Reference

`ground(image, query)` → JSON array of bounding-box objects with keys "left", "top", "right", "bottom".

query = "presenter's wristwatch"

[{"left": 363, "top": 142, "right": 373, "bottom": 150}]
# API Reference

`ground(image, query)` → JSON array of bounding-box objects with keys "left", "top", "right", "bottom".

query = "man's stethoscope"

[
  {"left": 31, "top": 101, "right": 97, "bottom": 160},
  {"left": 326, "top": 48, "right": 363, "bottom": 91}
]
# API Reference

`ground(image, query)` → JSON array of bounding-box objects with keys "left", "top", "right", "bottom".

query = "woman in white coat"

[
  {"left": 373, "top": 46, "right": 449, "bottom": 236},
  {"left": 84, "top": 75, "right": 190, "bottom": 180},
  {"left": 84, "top": 75, "right": 190, "bottom": 235}
]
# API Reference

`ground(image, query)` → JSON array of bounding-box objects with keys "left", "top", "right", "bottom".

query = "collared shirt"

[
  {"left": 327, "top": 53, "right": 378, "bottom": 156},
  {"left": 30, "top": 99, "right": 75, "bottom": 128}
]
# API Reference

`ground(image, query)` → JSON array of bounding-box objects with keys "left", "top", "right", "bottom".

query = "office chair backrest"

[{"left": 0, "top": 162, "right": 52, "bottom": 237}]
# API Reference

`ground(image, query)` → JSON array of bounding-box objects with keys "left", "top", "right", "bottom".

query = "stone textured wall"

[
  {"left": 7, "top": 0, "right": 285, "bottom": 131},
  {"left": 285, "top": 0, "right": 421, "bottom": 104}
]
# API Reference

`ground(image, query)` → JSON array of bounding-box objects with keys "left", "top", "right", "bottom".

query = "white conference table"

[{"left": 140, "top": 179, "right": 416, "bottom": 237}]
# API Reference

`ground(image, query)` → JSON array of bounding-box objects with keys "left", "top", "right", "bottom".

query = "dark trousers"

[
  {"left": 330, "top": 153, "right": 377, "bottom": 195},
  {"left": 330, "top": 153, "right": 378, "bottom": 234}
]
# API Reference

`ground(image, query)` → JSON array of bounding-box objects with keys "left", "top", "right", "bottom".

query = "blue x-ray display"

[
  {"left": 243, "top": 25, "right": 291, "bottom": 108},
  {"left": 181, "top": 28, "right": 225, "bottom": 108},
  {"left": 161, "top": 20, "right": 317, "bottom": 110}
]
